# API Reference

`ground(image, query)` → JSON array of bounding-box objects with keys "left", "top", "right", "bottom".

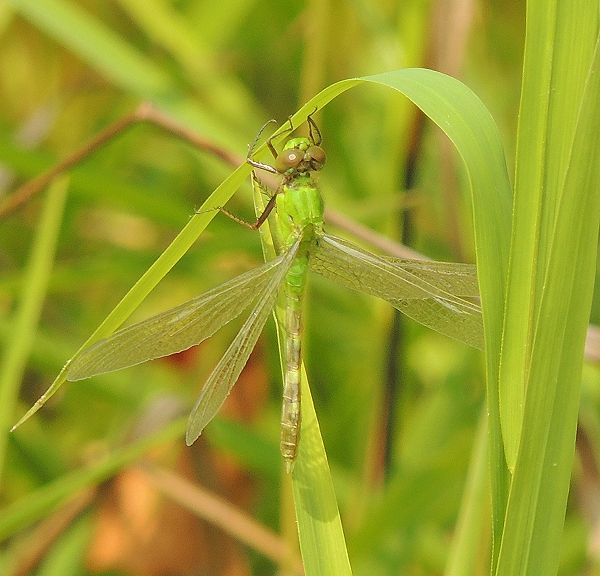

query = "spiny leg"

[
  {"left": 209, "top": 122, "right": 288, "bottom": 230},
  {"left": 197, "top": 175, "right": 279, "bottom": 231},
  {"left": 216, "top": 193, "right": 278, "bottom": 231},
  {"left": 307, "top": 109, "right": 322, "bottom": 145},
  {"left": 246, "top": 117, "right": 293, "bottom": 174},
  {"left": 247, "top": 118, "right": 278, "bottom": 159},
  {"left": 265, "top": 116, "right": 294, "bottom": 159}
]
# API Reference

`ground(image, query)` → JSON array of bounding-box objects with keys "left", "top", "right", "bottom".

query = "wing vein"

[
  {"left": 67, "top": 256, "right": 286, "bottom": 380},
  {"left": 185, "top": 239, "right": 300, "bottom": 444},
  {"left": 310, "top": 234, "right": 483, "bottom": 349}
]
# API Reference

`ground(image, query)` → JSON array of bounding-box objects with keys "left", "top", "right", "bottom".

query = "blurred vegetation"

[{"left": 0, "top": 1, "right": 598, "bottom": 575}]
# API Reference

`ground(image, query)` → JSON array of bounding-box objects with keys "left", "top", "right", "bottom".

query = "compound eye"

[
  {"left": 275, "top": 149, "right": 303, "bottom": 172},
  {"left": 307, "top": 145, "right": 326, "bottom": 170}
]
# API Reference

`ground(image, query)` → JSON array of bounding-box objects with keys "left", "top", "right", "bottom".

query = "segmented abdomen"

[{"left": 280, "top": 254, "right": 308, "bottom": 467}]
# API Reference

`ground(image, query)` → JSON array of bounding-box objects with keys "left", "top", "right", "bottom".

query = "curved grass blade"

[
  {"left": 310, "top": 234, "right": 483, "bottom": 349},
  {"left": 263, "top": 69, "right": 511, "bottom": 572},
  {"left": 67, "top": 257, "right": 286, "bottom": 380},
  {"left": 186, "top": 239, "right": 300, "bottom": 445},
  {"left": 275, "top": 73, "right": 511, "bottom": 534}
]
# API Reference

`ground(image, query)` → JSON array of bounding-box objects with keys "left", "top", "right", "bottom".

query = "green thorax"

[{"left": 276, "top": 172, "right": 324, "bottom": 251}]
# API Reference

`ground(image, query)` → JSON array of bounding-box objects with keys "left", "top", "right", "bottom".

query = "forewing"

[
  {"left": 310, "top": 234, "right": 483, "bottom": 349},
  {"left": 185, "top": 239, "right": 300, "bottom": 445},
  {"left": 67, "top": 257, "right": 286, "bottom": 380}
]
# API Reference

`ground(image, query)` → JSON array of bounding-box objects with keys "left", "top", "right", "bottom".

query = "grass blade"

[
  {"left": 292, "top": 368, "right": 352, "bottom": 575},
  {"left": 0, "top": 177, "right": 68, "bottom": 481},
  {"left": 499, "top": 0, "right": 600, "bottom": 472},
  {"left": 251, "top": 69, "right": 512, "bottom": 573},
  {"left": 496, "top": 28, "right": 600, "bottom": 576}
]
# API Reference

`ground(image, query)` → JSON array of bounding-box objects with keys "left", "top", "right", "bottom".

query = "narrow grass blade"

[
  {"left": 0, "top": 177, "right": 68, "bottom": 481},
  {"left": 445, "top": 412, "right": 490, "bottom": 576},
  {"left": 499, "top": 0, "right": 600, "bottom": 472},
  {"left": 292, "top": 368, "right": 352, "bottom": 575}
]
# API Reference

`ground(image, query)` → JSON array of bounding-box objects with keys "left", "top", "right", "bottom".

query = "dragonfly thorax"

[{"left": 277, "top": 173, "right": 324, "bottom": 248}]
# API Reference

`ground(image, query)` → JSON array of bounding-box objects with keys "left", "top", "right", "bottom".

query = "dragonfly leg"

[
  {"left": 246, "top": 121, "right": 281, "bottom": 174},
  {"left": 247, "top": 118, "right": 277, "bottom": 158},
  {"left": 266, "top": 116, "right": 294, "bottom": 159},
  {"left": 216, "top": 207, "right": 261, "bottom": 230},
  {"left": 307, "top": 108, "right": 322, "bottom": 145},
  {"left": 246, "top": 158, "right": 279, "bottom": 174},
  {"left": 251, "top": 170, "right": 274, "bottom": 198},
  {"left": 246, "top": 117, "right": 289, "bottom": 172},
  {"left": 253, "top": 192, "right": 279, "bottom": 228},
  {"left": 201, "top": 192, "right": 279, "bottom": 231}
]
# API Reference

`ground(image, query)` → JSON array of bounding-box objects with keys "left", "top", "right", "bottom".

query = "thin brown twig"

[{"left": 0, "top": 102, "right": 241, "bottom": 219}]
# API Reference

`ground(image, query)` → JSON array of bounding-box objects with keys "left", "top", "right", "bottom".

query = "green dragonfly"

[{"left": 67, "top": 116, "right": 483, "bottom": 469}]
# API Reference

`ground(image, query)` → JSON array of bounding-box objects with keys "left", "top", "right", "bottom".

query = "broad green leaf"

[
  {"left": 496, "top": 22, "right": 600, "bottom": 576},
  {"left": 499, "top": 0, "right": 599, "bottom": 472}
]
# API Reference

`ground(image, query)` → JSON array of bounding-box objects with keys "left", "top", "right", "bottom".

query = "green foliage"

[{"left": 0, "top": 1, "right": 599, "bottom": 575}]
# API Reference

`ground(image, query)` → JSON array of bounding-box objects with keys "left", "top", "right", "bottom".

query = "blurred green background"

[{"left": 1, "top": 1, "right": 598, "bottom": 575}]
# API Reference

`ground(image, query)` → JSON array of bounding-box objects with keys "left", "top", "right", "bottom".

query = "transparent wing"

[
  {"left": 185, "top": 239, "right": 300, "bottom": 445},
  {"left": 310, "top": 234, "right": 483, "bottom": 349},
  {"left": 67, "top": 256, "right": 287, "bottom": 381},
  {"left": 380, "top": 258, "right": 479, "bottom": 297}
]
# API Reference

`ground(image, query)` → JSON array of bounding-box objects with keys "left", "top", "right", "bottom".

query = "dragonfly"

[{"left": 67, "top": 115, "right": 483, "bottom": 470}]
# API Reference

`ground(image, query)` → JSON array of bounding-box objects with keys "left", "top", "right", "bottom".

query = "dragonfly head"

[{"left": 276, "top": 137, "right": 326, "bottom": 176}]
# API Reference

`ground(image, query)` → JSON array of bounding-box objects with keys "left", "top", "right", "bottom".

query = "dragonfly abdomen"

[{"left": 280, "top": 253, "right": 309, "bottom": 468}]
